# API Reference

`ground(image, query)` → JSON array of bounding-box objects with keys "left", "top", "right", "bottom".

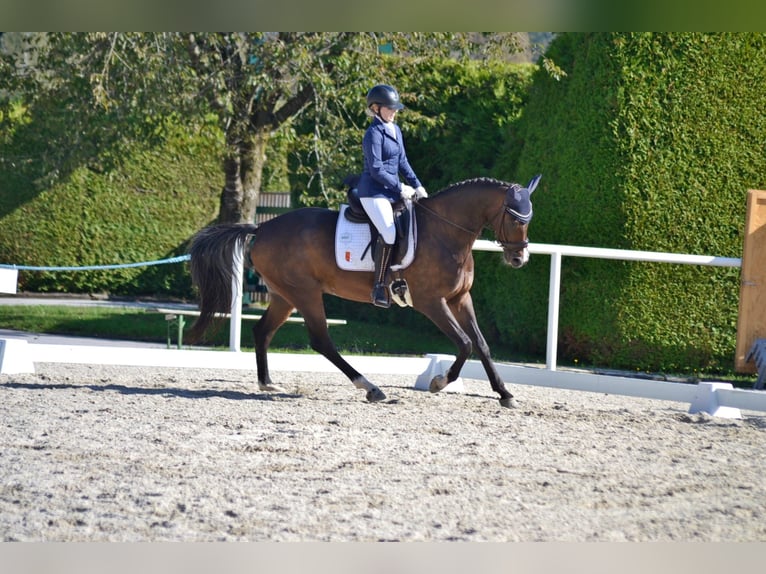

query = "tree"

[{"left": 1, "top": 32, "right": 524, "bottom": 223}]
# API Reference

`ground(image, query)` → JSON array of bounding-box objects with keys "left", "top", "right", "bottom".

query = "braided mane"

[{"left": 436, "top": 177, "right": 516, "bottom": 195}]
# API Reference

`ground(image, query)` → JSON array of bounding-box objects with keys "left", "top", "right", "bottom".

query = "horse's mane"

[{"left": 435, "top": 177, "right": 516, "bottom": 196}]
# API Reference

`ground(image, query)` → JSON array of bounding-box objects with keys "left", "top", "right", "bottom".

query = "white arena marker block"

[
  {"left": 0, "top": 268, "right": 18, "bottom": 293},
  {"left": 415, "top": 353, "right": 464, "bottom": 394},
  {"left": 0, "top": 338, "right": 35, "bottom": 374},
  {"left": 688, "top": 382, "right": 742, "bottom": 419}
]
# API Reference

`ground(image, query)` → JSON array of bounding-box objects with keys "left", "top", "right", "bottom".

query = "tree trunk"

[{"left": 217, "top": 130, "right": 270, "bottom": 224}]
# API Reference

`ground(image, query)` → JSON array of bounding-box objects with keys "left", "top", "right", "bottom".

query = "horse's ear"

[{"left": 526, "top": 174, "right": 542, "bottom": 194}]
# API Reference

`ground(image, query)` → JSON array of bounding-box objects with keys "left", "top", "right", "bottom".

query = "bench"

[{"left": 147, "top": 307, "right": 346, "bottom": 349}]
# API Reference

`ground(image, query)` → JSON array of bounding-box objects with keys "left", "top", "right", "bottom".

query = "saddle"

[
  {"left": 344, "top": 186, "right": 411, "bottom": 254},
  {"left": 335, "top": 177, "right": 417, "bottom": 306}
]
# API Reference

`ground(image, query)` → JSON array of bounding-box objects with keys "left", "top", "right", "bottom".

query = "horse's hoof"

[
  {"left": 499, "top": 397, "right": 517, "bottom": 409},
  {"left": 429, "top": 375, "right": 448, "bottom": 393},
  {"left": 258, "top": 382, "right": 286, "bottom": 393},
  {"left": 366, "top": 387, "right": 387, "bottom": 403}
]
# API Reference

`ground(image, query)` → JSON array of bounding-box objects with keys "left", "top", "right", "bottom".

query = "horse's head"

[{"left": 496, "top": 174, "right": 541, "bottom": 269}]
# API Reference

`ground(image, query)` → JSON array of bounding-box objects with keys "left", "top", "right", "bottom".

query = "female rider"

[{"left": 357, "top": 84, "right": 427, "bottom": 308}]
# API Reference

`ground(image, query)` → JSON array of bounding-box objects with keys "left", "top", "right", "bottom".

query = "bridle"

[
  {"left": 495, "top": 183, "right": 531, "bottom": 252},
  {"left": 495, "top": 215, "right": 529, "bottom": 253}
]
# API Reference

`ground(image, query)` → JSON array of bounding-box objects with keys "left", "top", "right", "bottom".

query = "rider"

[{"left": 358, "top": 84, "right": 427, "bottom": 308}]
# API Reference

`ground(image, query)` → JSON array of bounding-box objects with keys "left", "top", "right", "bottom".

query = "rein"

[
  {"left": 415, "top": 194, "right": 529, "bottom": 252},
  {"left": 414, "top": 200, "right": 478, "bottom": 236}
]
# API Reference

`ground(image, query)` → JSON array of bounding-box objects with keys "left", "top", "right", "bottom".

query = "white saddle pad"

[{"left": 335, "top": 204, "right": 416, "bottom": 272}]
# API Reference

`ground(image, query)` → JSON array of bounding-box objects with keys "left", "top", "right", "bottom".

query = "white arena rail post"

[
  {"left": 546, "top": 250, "right": 562, "bottom": 371},
  {"left": 229, "top": 246, "right": 244, "bottom": 352}
]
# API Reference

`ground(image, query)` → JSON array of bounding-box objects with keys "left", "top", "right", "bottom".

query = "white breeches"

[{"left": 360, "top": 196, "right": 396, "bottom": 245}]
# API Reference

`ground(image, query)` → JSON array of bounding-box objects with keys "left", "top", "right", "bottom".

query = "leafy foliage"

[
  {"left": 1, "top": 33, "right": 524, "bottom": 224},
  {"left": 0, "top": 118, "right": 223, "bottom": 296},
  {"left": 483, "top": 33, "right": 766, "bottom": 374},
  {"left": 292, "top": 56, "right": 535, "bottom": 208}
]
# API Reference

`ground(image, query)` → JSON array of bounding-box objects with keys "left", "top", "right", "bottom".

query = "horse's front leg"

[
  {"left": 417, "top": 298, "right": 473, "bottom": 393},
  {"left": 448, "top": 293, "right": 516, "bottom": 408}
]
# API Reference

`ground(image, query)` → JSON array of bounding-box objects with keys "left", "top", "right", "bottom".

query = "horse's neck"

[{"left": 427, "top": 187, "right": 503, "bottom": 236}]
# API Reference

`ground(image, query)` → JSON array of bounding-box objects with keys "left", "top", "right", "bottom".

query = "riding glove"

[
  {"left": 400, "top": 184, "right": 416, "bottom": 200},
  {"left": 415, "top": 186, "right": 428, "bottom": 199}
]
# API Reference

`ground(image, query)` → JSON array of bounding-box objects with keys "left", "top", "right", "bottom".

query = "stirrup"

[
  {"left": 371, "top": 283, "right": 390, "bottom": 308},
  {"left": 390, "top": 279, "right": 413, "bottom": 308}
]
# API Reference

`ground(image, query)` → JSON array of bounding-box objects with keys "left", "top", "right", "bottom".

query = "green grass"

[
  {"left": 0, "top": 304, "right": 464, "bottom": 357},
  {"left": 0, "top": 303, "right": 757, "bottom": 388},
  {"left": 0, "top": 305, "right": 168, "bottom": 343}
]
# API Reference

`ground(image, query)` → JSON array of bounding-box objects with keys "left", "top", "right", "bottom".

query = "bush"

[
  {"left": 484, "top": 33, "right": 766, "bottom": 374},
  {"left": 0, "top": 118, "right": 223, "bottom": 297}
]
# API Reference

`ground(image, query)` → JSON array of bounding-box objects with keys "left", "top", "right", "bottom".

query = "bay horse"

[{"left": 188, "top": 175, "right": 540, "bottom": 408}]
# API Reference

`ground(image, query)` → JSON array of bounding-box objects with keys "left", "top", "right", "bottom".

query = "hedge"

[
  {"left": 478, "top": 33, "right": 766, "bottom": 374},
  {"left": 0, "top": 120, "right": 224, "bottom": 297}
]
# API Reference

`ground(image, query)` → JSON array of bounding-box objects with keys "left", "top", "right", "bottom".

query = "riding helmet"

[{"left": 366, "top": 84, "right": 405, "bottom": 110}]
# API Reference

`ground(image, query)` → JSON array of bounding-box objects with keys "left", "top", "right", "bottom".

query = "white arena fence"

[
  {"left": 472, "top": 240, "right": 743, "bottom": 371},
  {"left": 2, "top": 241, "right": 764, "bottom": 419}
]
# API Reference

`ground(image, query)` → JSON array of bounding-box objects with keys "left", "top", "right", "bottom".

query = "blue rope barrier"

[{"left": 0, "top": 254, "right": 191, "bottom": 272}]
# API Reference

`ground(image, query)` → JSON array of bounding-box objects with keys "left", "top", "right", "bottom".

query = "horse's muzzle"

[{"left": 504, "top": 248, "right": 529, "bottom": 269}]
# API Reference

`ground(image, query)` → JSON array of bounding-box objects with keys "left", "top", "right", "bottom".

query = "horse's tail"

[{"left": 187, "top": 223, "right": 258, "bottom": 343}]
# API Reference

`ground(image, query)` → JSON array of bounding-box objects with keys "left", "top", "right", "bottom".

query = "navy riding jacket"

[{"left": 357, "top": 117, "right": 422, "bottom": 202}]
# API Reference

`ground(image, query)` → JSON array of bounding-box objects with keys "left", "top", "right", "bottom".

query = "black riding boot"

[{"left": 371, "top": 238, "right": 393, "bottom": 308}]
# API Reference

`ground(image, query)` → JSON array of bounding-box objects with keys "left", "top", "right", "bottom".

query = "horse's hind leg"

[
  {"left": 296, "top": 294, "right": 387, "bottom": 403},
  {"left": 252, "top": 293, "right": 295, "bottom": 393}
]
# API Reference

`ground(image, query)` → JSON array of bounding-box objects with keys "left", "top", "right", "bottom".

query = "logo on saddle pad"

[{"left": 335, "top": 204, "right": 417, "bottom": 273}]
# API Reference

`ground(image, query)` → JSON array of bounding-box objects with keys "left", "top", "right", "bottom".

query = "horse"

[{"left": 188, "top": 175, "right": 540, "bottom": 408}]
